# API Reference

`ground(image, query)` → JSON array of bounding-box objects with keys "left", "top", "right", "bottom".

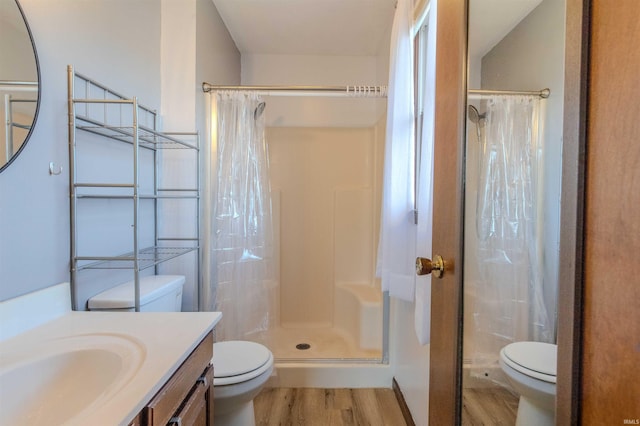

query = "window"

[{"left": 413, "top": 17, "right": 429, "bottom": 223}]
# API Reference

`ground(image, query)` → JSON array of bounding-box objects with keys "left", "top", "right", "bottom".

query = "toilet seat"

[
  {"left": 501, "top": 342, "right": 557, "bottom": 384},
  {"left": 213, "top": 341, "right": 273, "bottom": 386}
]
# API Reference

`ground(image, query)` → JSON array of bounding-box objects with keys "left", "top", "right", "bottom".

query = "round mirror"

[{"left": 0, "top": 0, "right": 40, "bottom": 173}]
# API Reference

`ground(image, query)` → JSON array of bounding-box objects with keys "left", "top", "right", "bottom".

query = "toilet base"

[
  {"left": 516, "top": 396, "right": 554, "bottom": 426},
  {"left": 214, "top": 400, "right": 255, "bottom": 426}
]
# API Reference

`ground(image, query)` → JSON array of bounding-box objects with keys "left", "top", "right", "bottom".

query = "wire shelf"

[
  {"left": 76, "top": 246, "right": 199, "bottom": 271},
  {"left": 75, "top": 193, "right": 199, "bottom": 200},
  {"left": 75, "top": 114, "right": 198, "bottom": 150}
]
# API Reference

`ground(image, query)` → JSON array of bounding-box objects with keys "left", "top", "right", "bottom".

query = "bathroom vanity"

[{"left": 0, "top": 283, "right": 222, "bottom": 426}]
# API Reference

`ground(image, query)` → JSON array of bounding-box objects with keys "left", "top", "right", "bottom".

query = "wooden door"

[
  {"left": 581, "top": 1, "right": 640, "bottom": 423},
  {"left": 428, "top": 0, "right": 467, "bottom": 424}
]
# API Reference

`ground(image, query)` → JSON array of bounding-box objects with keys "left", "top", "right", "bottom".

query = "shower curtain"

[
  {"left": 471, "top": 95, "right": 553, "bottom": 372},
  {"left": 376, "top": 0, "right": 416, "bottom": 301},
  {"left": 207, "top": 91, "right": 274, "bottom": 342}
]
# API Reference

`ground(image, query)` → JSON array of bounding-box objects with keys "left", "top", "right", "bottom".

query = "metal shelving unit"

[{"left": 68, "top": 65, "right": 200, "bottom": 311}]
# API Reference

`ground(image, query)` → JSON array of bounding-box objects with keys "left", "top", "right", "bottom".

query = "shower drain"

[{"left": 296, "top": 343, "right": 311, "bottom": 350}]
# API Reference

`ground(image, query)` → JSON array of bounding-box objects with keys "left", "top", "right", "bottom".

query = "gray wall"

[
  {"left": 196, "top": 0, "right": 242, "bottom": 126},
  {"left": 0, "top": 0, "right": 240, "bottom": 304},
  {"left": 481, "top": 0, "right": 566, "bottom": 333}
]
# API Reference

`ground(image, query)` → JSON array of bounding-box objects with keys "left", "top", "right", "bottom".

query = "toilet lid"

[
  {"left": 213, "top": 341, "right": 272, "bottom": 378},
  {"left": 503, "top": 342, "right": 557, "bottom": 379}
]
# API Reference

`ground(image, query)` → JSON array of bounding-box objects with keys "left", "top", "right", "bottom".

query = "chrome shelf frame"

[{"left": 68, "top": 65, "right": 200, "bottom": 312}]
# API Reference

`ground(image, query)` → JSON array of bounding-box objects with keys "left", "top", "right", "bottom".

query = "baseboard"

[
  {"left": 463, "top": 360, "right": 509, "bottom": 389},
  {"left": 269, "top": 362, "right": 392, "bottom": 388},
  {"left": 392, "top": 378, "right": 416, "bottom": 426}
]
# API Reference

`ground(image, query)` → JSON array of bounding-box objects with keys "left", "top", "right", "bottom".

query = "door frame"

[{"left": 557, "top": 0, "right": 589, "bottom": 424}]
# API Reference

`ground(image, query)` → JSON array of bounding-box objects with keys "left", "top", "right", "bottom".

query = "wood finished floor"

[
  {"left": 462, "top": 387, "right": 519, "bottom": 426},
  {"left": 254, "top": 386, "right": 518, "bottom": 425},
  {"left": 254, "top": 388, "right": 408, "bottom": 426}
]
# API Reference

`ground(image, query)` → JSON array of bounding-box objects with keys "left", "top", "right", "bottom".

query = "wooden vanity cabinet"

[{"left": 140, "top": 331, "right": 214, "bottom": 426}]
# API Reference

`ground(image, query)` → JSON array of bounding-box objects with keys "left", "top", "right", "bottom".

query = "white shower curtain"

[
  {"left": 414, "top": 3, "right": 437, "bottom": 345},
  {"left": 376, "top": 0, "right": 417, "bottom": 301},
  {"left": 472, "top": 95, "right": 553, "bottom": 371},
  {"left": 208, "top": 91, "right": 274, "bottom": 342}
]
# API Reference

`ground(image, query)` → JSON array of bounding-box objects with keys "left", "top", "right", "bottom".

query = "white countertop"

[{"left": 0, "top": 310, "right": 222, "bottom": 426}]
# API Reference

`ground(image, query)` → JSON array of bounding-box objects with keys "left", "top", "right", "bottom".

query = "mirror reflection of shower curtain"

[
  {"left": 207, "top": 91, "right": 274, "bottom": 342},
  {"left": 472, "top": 95, "right": 553, "bottom": 374}
]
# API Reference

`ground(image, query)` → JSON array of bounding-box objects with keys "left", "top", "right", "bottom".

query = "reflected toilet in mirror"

[
  {"left": 462, "top": 0, "right": 566, "bottom": 424},
  {"left": 499, "top": 342, "right": 557, "bottom": 425}
]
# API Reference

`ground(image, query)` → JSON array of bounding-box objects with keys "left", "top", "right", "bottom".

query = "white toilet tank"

[{"left": 87, "top": 275, "right": 185, "bottom": 312}]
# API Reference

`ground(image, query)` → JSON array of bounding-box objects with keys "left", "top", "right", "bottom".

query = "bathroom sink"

[{"left": 0, "top": 333, "right": 145, "bottom": 425}]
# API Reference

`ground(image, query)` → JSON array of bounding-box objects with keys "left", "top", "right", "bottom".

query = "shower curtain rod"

[
  {"left": 202, "top": 82, "right": 388, "bottom": 98},
  {"left": 468, "top": 88, "right": 550, "bottom": 99}
]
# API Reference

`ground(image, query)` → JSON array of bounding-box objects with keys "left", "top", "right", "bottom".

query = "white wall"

[
  {"left": 391, "top": 299, "right": 430, "bottom": 424},
  {"left": 158, "top": 0, "right": 240, "bottom": 311},
  {"left": 242, "top": 54, "right": 385, "bottom": 128},
  {"left": 0, "top": 0, "right": 240, "bottom": 306}
]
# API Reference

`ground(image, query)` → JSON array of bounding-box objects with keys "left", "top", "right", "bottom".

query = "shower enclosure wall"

[
  {"left": 259, "top": 92, "right": 387, "bottom": 365},
  {"left": 267, "top": 120, "right": 385, "bottom": 361}
]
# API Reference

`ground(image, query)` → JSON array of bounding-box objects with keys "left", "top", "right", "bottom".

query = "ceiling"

[
  {"left": 469, "top": 0, "right": 542, "bottom": 57},
  {"left": 212, "top": 0, "right": 542, "bottom": 58},
  {"left": 211, "top": 0, "right": 396, "bottom": 56}
]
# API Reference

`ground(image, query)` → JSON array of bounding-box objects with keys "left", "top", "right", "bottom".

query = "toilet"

[
  {"left": 88, "top": 275, "right": 274, "bottom": 426},
  {"left": 499, "top": 341, "right": 557, "bottom": 426},
  {"left": 212, "top": 340, "right": 274, "bottom": 426}
]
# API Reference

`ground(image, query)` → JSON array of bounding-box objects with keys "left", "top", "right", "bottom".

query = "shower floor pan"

[
  {"left": 267, "top": 326, "right": 381, "bottom": 361},
  {"left": 263, "top": 326, "right": 390, "bottom": 388}
]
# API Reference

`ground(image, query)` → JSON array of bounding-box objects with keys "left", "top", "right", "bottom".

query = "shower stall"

[{"left": 203, "top": 84, "right": 390, "bottom": 386}]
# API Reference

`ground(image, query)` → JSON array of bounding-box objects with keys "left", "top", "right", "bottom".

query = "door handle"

[{"left": 416, "top": 255, "right": 445, "bottom": 278}]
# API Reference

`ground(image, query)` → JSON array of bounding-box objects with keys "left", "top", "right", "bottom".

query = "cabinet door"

[
  {"left": 169, "top": 366, "right": 214, "bottom": 426},
  {"left": 146, "top": 332, "right": 213, "bottom": 425},
  {"left": 129, "top": 413, "right": 143, "bottom": 426}
]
